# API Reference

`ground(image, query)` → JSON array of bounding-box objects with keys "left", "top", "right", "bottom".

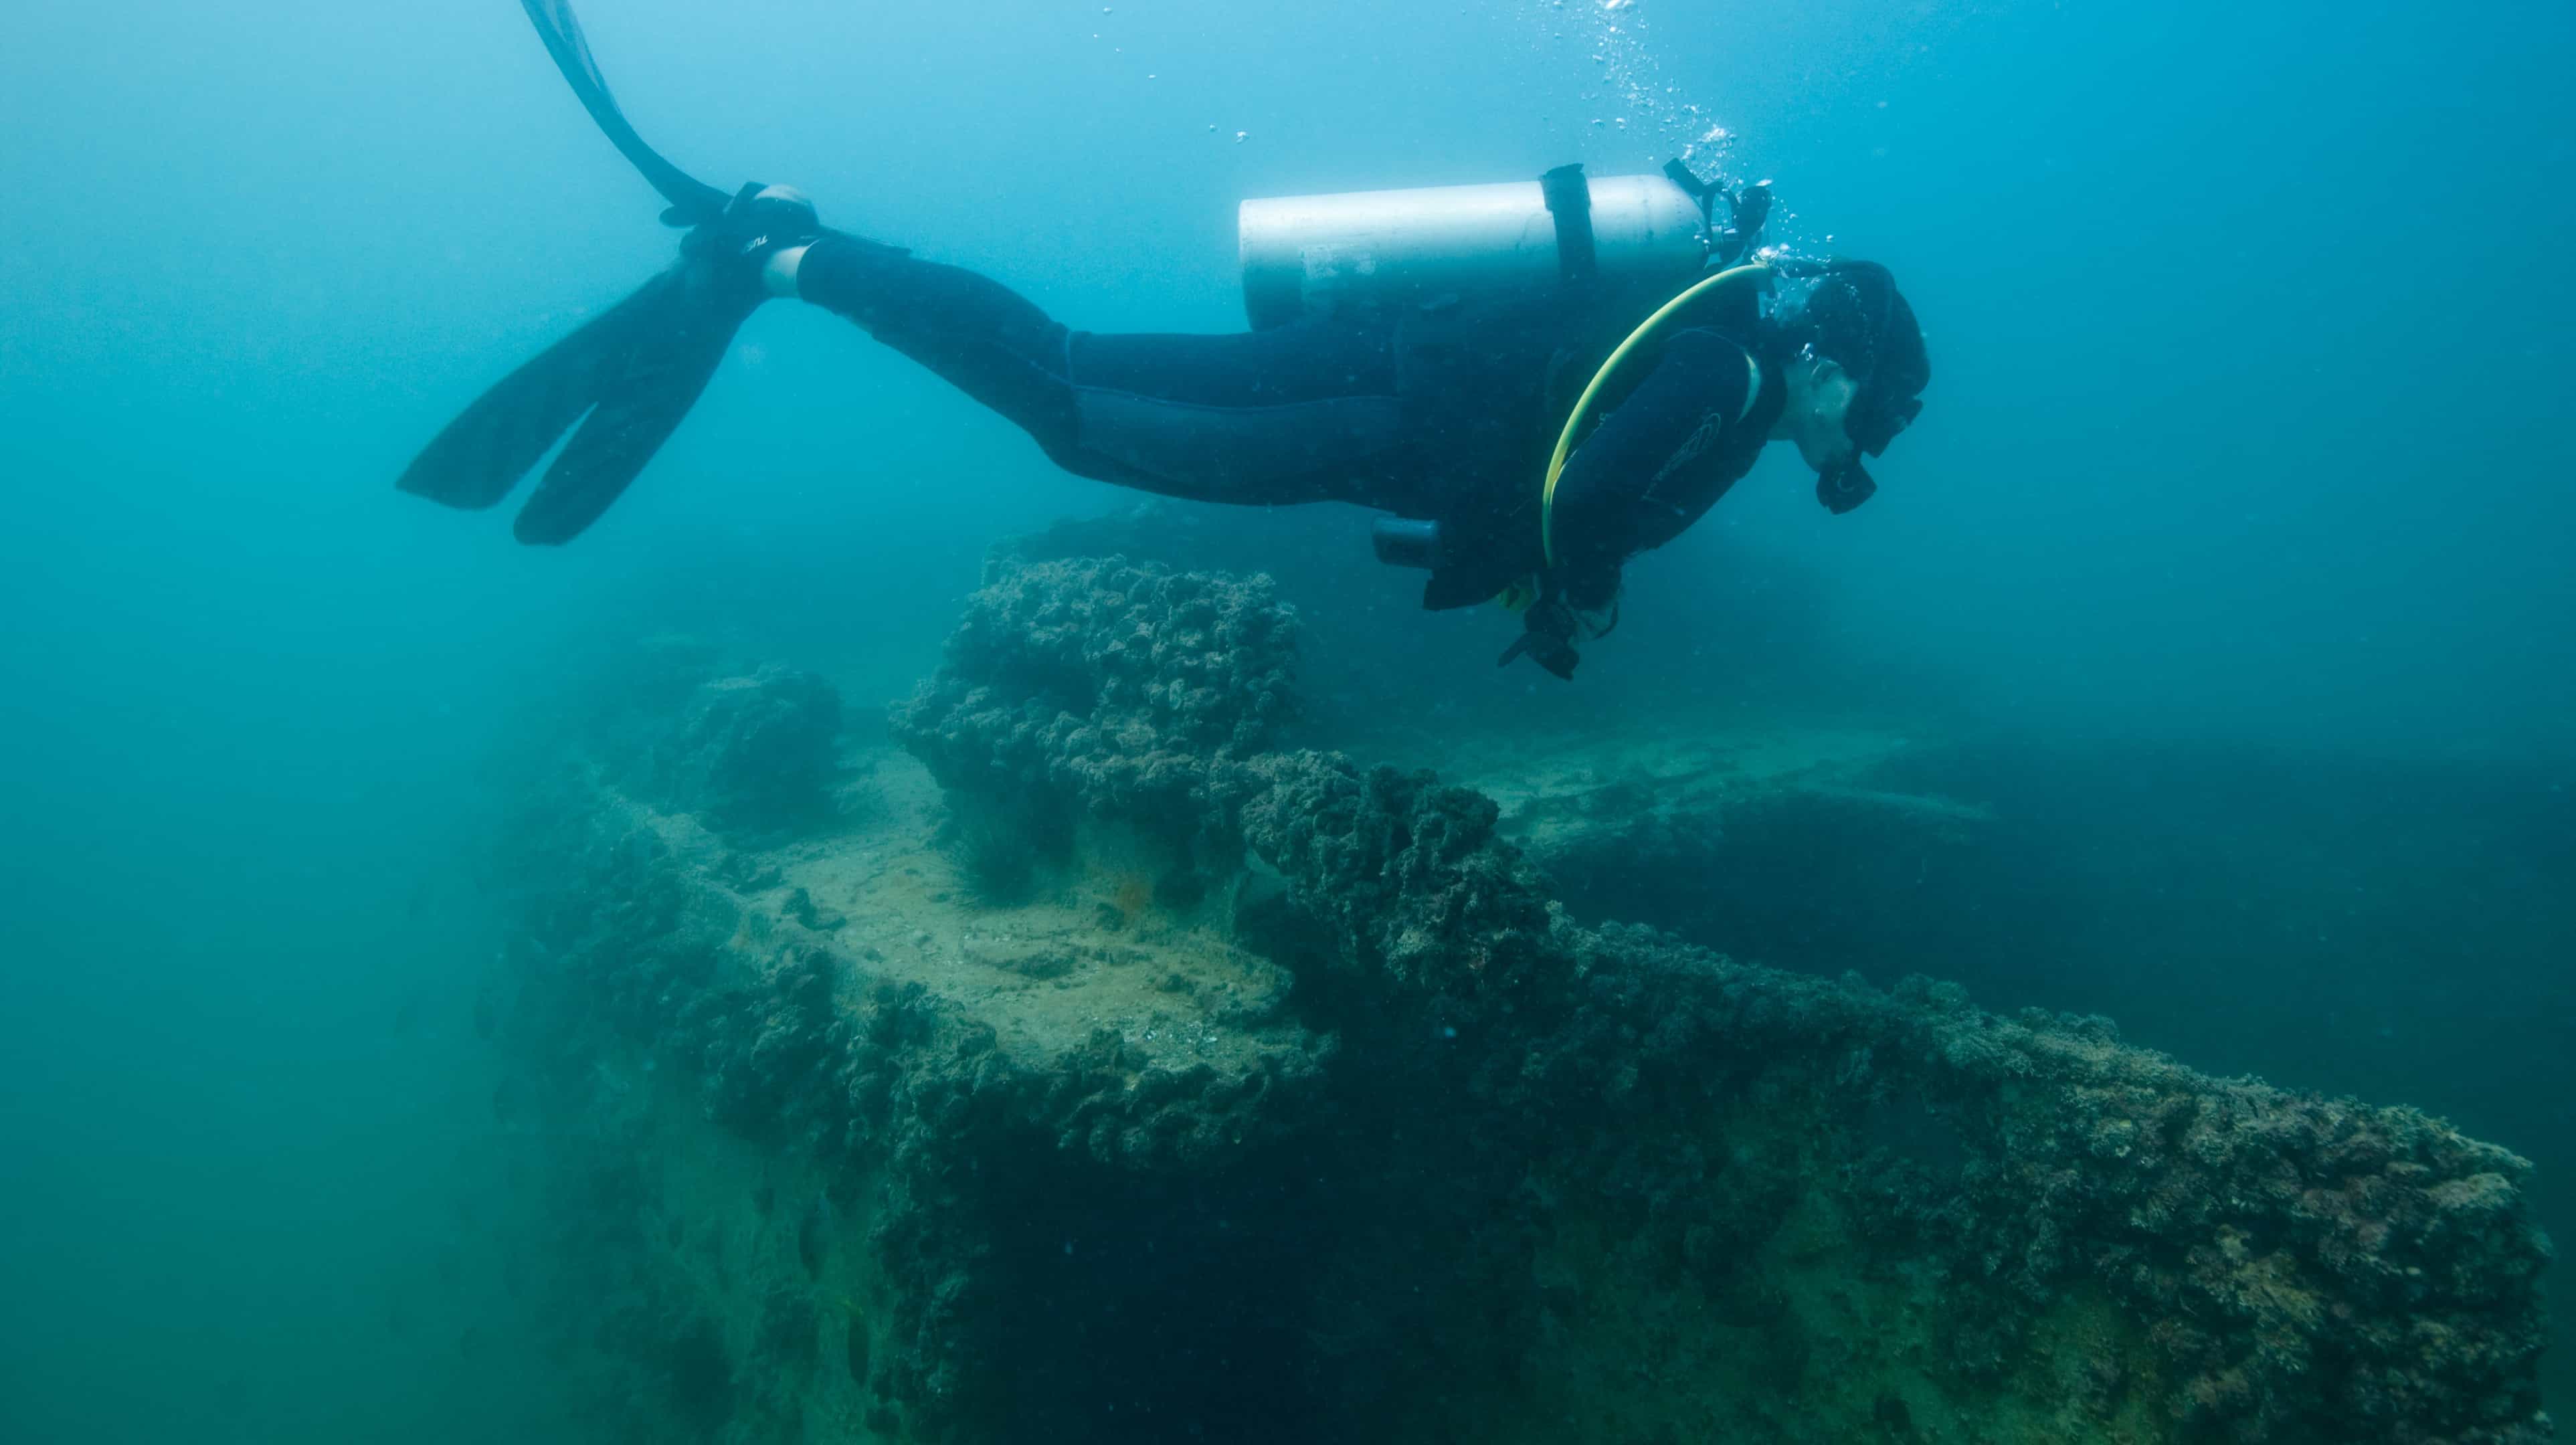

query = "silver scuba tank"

[{"left": 1239, "top": 167, "right": 1710, "bottom": 330}]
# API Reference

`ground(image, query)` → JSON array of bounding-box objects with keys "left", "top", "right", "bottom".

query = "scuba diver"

[{"left": 401, "top": 4, "right": 1929, "bottom": 680}]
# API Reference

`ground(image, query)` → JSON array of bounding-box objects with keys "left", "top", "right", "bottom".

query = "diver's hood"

[{"left": 1777, "top": 258, "right": 1926, "bottom": 512}]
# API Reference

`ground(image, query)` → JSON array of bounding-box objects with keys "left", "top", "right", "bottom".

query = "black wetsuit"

[{"left": 797, "top": 234, "right": 1787, "bottom": 609}]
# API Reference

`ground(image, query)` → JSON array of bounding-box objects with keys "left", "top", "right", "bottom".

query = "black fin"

[
  {"left": 509, "top": 276, "right": 762, "bottom": 545},
  {"left": 395, "top": 271, "right": 678, "bottom": 511},
  {"left": 518, "top": 0, "right": 731, "bottom": 225}
]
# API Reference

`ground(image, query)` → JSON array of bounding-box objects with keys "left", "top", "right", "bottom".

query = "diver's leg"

[
  {"left": 786, "top": 235, "right": 1085, "bottom": 452},
  {"left": 778, "top": 234, "right": 1408, "bottom": 504}
]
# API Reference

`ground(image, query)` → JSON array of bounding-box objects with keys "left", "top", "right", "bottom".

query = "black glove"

[
  {"left": 397, "top": 183, "right": 823, "bottom": 544},
  {"left": 1497, "top": 593, "right": 1585, "bottom": 680}
]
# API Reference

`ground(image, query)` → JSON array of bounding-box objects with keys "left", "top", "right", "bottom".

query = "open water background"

[{"left": 3, "top": 2, "right": 2569, "bottom": 1436}]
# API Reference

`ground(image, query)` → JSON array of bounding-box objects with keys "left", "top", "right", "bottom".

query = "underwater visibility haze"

[{"left": 2, "top": 1, "right": 2571, "bottom": 1440}]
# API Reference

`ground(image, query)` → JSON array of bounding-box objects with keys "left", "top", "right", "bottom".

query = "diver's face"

[{"left": 1780, "top": 354, "right": 1859, "bottom": 472}]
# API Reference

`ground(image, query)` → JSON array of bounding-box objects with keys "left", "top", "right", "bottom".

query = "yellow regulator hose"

[{"left": 1539, "top": 262, "right": 1776, "bottom": 569}]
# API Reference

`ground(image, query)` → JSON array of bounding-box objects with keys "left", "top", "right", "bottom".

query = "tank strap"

[{"left": 1539, "top": 164, "right": 1598, "bottom": 288}]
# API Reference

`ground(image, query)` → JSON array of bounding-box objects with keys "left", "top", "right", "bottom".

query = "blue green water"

[{"left": 2, "top": 1, "right": 2569, "bottom": 1438}]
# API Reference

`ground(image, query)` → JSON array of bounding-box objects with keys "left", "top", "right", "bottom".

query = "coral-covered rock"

[
  {"left": 482, "top": 559, "right": 2553, "bottom": 1445},
  {"left": 881, "top": 555, "right": 2554, "bottom": 1444},
  {"left": 893, "top": 557, "right": 1295, "bottom": 834},
  {"left": 655, "top": 664, "right": 842, "bottom": 833}
]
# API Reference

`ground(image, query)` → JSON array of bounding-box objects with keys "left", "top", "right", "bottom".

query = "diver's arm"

[{"left": 1545, "top": 328, "right": 1758, "bottom": 583}]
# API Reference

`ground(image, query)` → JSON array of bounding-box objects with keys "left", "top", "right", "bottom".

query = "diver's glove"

[
  {"left": 1497, "top": 573, "right": 1621, "bottom": 681},
  {"left": 1494, "top": 592, "right": 1582, "bottom": 681},
  {"left": 1498, "top": 598, "right": 1583, "bottom": 680},
  {"left": 395, "top": 183, "right": 824, "bottom": 545}
]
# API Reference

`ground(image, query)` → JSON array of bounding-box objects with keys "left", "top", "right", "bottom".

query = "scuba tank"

[
  {"left": 1239, "top": 165, "right": 1712, "bottom": 330},
  {"left": 1259, "top": 163, "right": 1785, "bottom": 585}
]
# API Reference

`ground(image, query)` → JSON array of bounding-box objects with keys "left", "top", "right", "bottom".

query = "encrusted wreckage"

[{"left": 484, "top": 555, "right": 2553, "bottom": 1445}]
